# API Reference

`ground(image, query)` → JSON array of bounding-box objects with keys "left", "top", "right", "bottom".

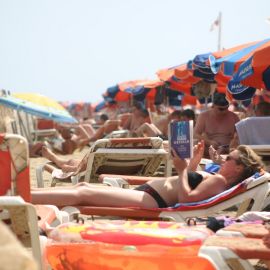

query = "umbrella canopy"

[
  {"left": 0, "top": 92, "right": 77, "bottom": 123},
  {"left": 104, "top": 80, "right": 164, "bottom": 103},
  {"left": 187, "top": 39, "right": 270, "bottom": 101},
  {"left": 227, "top": 41, "right": 270, "bottom": 92}
]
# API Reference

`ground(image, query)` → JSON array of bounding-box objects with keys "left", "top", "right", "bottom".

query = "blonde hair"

[{"left": 236, "top": 145, "right": 264, "bottom": 182}]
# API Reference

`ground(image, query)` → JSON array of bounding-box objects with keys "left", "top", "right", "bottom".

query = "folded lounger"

[{"left": 62, "top": 172, "right": 270, "bottom": 222}]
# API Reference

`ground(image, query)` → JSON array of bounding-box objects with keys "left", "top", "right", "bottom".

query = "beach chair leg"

[
  {"left": 237, "top": 198, "right": 252, "bottom": 217},
  {"left": 61, "top": 206, "right": 81, "bottom": 222},
  {"left": 36, "top": 164, "right": 46, "bottom": 188}
]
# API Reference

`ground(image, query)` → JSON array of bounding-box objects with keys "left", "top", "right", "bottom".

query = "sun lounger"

[
  {"left": 0, "top": 196, "right": 47, "bottom": 270},
  {"left": 61, "top": 172, "right": 270, "bottom": 222},
  {"left": 36, "top": 137, "right": 168, "bottom": 187},
  {"left": 198, "top": 234, "right": 270, "bottom": 270},
  {"left": 216, "top": 222, "right": 269, "bottom": 238},
  {"left": 0, "top": 133, "right": 69, "bottom": 227}
]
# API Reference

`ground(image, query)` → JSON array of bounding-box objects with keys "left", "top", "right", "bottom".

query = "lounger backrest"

[
  {"left": 0, "top": 196, "right": 42, "bottom": 268},
  {"left": 0, "top": 133, "right": 31, "bottom": 202},
  {"left": 170, "top": 172, "right": 267, "bottom": 211},
  {"left": 84, "top": 137, "right": 166, "bottom": 182}
]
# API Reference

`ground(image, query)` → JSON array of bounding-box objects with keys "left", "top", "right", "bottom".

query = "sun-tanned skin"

[{"left": 32, "top": 140, "right": 251, "bottom": 209}]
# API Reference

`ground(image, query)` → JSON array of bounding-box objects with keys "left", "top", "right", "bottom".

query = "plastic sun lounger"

[
  {"left": 0, "top": 196, "right": 48, "bottom": 270},
  {"left": 202, "top": 219, "right": 270, "bottom": 269},
  {"left": 198, "top": 234, "right": 270, "bottom": 270},
  {"left": 0, "top": 133, "right": 69, "bottom": 228},
  {"left": 61, "top": 172, "right": 270, "bottom": 222},
  {"left": 36, "top": 137, "right": 169, "bottom": 187}
]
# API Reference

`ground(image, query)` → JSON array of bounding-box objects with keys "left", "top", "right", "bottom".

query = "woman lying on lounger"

[{"left": 32, "top": 141, "right": 264, "bottom": 208}]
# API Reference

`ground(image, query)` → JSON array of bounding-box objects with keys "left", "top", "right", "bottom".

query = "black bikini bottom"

[
  {"left": 134, "top": 184, "right": 168, "bottom": 208},
  {"left": 134, "top": 172, "right": 204, "bottom": 208}
]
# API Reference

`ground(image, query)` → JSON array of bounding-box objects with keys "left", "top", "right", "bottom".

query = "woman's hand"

[
  {"left": 171, "top": 149, "right": 188, "bottom": 173},
  {"left": 193, "top": 140, "right": 205, "bottom": 159},
  {"left": 187, "top": 140, "right": 205, "bottom": 171},
  {"left": 209, "top": 145, "right": 225, "bottom": 164}
]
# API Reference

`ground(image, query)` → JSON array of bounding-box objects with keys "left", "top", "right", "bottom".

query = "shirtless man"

[
  {"left": 75, "top": 102, "right": 150, "bottom": 144},
  {"left": 32, "top": 142, "right": 264, "bottom": 208},
  {"left": 122, "top": 102, "right": 151, "bottom": 133},
  {"left": 135, "top": 110, "right": 182, "bottom": 139},
  {"left": 194, "top": 92, "right": 239, "bottom": 157}
]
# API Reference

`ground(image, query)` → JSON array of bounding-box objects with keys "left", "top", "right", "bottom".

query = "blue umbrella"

[{"left": 0, "top": 92, "right": 77, "bottom": 123}]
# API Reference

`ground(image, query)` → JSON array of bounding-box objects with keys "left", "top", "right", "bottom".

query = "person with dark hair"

[
  {"left": 134, "top": 110, "right": 182, "bottom": 139},
  {"left": 121, "top": 103, "right": 151, "bottom": 132},
  {"left": 194, "top": 92, "right": 239, "bottom": 157},
  {"left": 32, "top": 142, "right": 264, "bottom": 209},
  {"left": 182, "top": 108, "right": 196, "bottom": 125},
  {"left": 254, "top": 101, "right": 270, "bottom": 116},
  {"left": 98, "top": 114, "right": 109, "bottom": 124}
]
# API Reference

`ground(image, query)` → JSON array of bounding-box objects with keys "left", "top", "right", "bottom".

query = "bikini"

[{"left": 134, "top": 172, "right": 204, "bottom": 208}]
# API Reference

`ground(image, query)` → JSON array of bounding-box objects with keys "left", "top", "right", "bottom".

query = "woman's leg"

[{"left": 31, "top": 183, "right": 158, "bottom": 208}]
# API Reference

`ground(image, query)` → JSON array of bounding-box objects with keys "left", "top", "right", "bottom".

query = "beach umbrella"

[
  {"left": 227, "top": 41, "right": 270, "bottom": 93},
  {"left": 191, "top": 39, "right": 270, "bottom": 100},
  {"left": 93, "top": 100, "right": 106, "bottom": 112},
  {"left": 104, "top": 84, "right": 131, "bottom": 102},
  {"left": 157, "top": 64, "right": 200, "bottom": 95},
  {"left": 0, "top": 92, "right": 77, "bottom": 123},
  {"left": 103, "top": 80, "right": 146, "bottom": 102},
  {"left": 126, "top": 79, "right": 164, "bottom": 102}
]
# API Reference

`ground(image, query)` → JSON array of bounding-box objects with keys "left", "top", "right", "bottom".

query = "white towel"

[{"left": 236, "top": 117, "right": 270, "bottom": 145}]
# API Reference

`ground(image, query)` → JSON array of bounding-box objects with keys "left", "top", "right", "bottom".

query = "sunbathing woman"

[{"left": 32, "top": 142, "right": 264, "bottom": 208}]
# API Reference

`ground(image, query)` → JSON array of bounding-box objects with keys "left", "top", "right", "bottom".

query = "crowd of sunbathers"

[
  {"left": 2, "top": 92, "right": 270, "bottom": 269},
  {"left": 29, "top": 92, "right": 270, "bottom": 208}
]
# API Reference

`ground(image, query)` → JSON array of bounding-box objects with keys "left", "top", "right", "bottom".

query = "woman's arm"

[{"left": 172, "top": 150, "right": 226, "bottom": 203}]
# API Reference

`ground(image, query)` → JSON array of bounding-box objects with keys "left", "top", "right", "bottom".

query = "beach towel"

[{"left": 236, "top": 116, "right": 270, "bottom": 145}]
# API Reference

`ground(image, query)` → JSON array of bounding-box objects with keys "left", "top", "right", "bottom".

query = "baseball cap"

[{"left": 213, "top": 92, "right": 229, "bottom": 106}]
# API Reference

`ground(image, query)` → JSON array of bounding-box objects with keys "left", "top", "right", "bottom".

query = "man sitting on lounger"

[{"left": 32, "top": 142, "right": 264, "bottom": 209}]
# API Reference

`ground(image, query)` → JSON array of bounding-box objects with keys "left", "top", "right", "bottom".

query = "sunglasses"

[{"left": 225, "top": 155, "right": 242, "bottom": 165}]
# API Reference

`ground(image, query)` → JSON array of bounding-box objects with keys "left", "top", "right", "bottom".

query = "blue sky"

[{"left": 0, "top": 0, "right": 269, "bottom": 103}]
